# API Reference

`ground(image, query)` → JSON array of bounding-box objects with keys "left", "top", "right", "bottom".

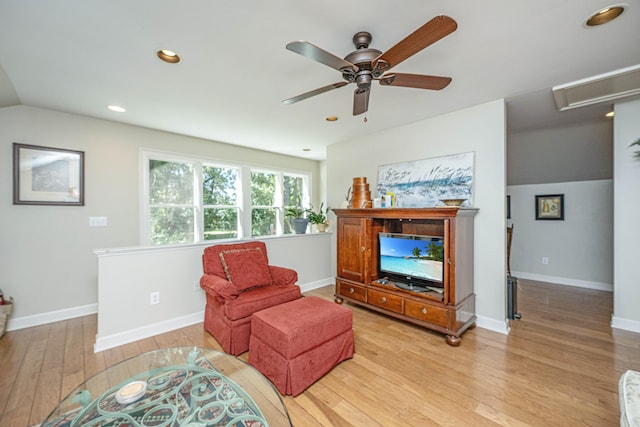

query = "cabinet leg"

[
  {"left": 467, "top": 322, "right": 477, "bottom": 330},
  {"left": 334, "top": 296, "right": 344, "bottom": 304},
  {"left": 446, "top": 335, "right": 461, "bottom": 347}
]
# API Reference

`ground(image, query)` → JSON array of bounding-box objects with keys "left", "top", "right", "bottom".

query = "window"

[
  {"left": 251, "top": 171, "right": 278, "bottom": 237},
  {"left": 203, "top": 165, "right": 240, "bottom": 240},
  {"left": 283, "top": 174, "right": 307, "bottom": 234},
  {"left": 142, "top": 151, "right": 311, "bottom": 245},
  {"left": 148, "top": 159, "right": 195, "bottom": 245}
]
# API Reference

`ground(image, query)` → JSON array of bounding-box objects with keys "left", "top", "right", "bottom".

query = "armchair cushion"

[
  {"left": 269, "top": 265, "right": 298, "bottom": 286},
  {"left": 219, "top": 247, "right": 272, "bottom": 291},
  {"left": 200, "top": 274, "right": 239, "bottom": 301}
]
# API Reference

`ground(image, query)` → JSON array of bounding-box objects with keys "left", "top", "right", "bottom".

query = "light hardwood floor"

[{"left": 1, "top": 279, "right": 638, "bottom": 426}]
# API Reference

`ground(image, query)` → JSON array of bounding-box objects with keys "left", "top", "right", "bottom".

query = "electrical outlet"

[
  {"left": 192, "top": 280, "right": 200, "bottom": 292},
  {"left": 89, "top": 216, "right": 108, "bottom": 227},
  {"left": 542, "top": 257, "right": 549, "bottom": 265},
  {"left": 150, "top": 291, "right": 160, "bottom": 305}
]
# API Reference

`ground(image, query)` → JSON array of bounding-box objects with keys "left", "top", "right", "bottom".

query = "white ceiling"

[{"left": 1, "top": 1, "right": 638, "bottom": 160}]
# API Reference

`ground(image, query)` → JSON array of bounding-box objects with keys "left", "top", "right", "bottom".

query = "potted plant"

[
  {"left": 307, "top": 203, "right": 330, "bottom": 232},
  {"left": 284, "top": 207, "right": 309, "bottom": 234}
]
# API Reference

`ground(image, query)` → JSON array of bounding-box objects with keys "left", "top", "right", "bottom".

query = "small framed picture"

[
  {"left": 535, "top": 194, "right": 564, "bottom": 220},
  {"left": 13, "top": 143, "right": 85, "bottom": 206}
]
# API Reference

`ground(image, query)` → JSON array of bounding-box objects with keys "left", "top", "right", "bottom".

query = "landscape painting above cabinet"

[{"left": 376, "top": 152, "right": 474, "bottom": 208}]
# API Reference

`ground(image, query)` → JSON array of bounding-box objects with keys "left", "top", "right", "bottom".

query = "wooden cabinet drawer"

[
  {"left": 368, "top": 289, "right": 403, "bottom": 313},
  {"left": 405, "top": 299, "right": 447, "bottom": 327},
  {"left": 338, "top": 281, "right": 367, "bottom": 302}
]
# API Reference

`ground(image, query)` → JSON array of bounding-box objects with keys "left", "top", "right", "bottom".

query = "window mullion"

[
  {"left": 194, "top": 161, "right": 203, "bottom": 243},
  {"left": 275, "top": 172, "right": 284, "bottom": 235},
  {"left": 240, "top": 166, "right": 252, "bottom": 238}
]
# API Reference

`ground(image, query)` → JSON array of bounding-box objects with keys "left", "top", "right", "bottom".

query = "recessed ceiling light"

[
  {"left": 156, "top": 49, "right": 181, "bottom": 64},
  {"left": 606, "top": 111, "right": 615, "bottom": 118},
  {"left": 107, "top": 105, "right": 126, "bottom": 113},
  {"left": 325, "top": 116, "right": 338, "bottom": 122},
  {"left": 585, "top": 5, "right": 625, "bottom": 26}
]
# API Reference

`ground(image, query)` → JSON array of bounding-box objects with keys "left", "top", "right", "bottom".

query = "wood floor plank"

[
  {"left": 28, "top": 320, "right": 67, "bottom": 425},
  {"left": 82, "top": 314, "right": 105, "bottom": 379},
  {"left": 1, "top": 279, "right": 638, "bottom": 427},
  {"left": 0, "top": 332, "right": 48, "bottom": 427},
  {"left": 60, "top": 317, "right": 85, "bottom": 398}
]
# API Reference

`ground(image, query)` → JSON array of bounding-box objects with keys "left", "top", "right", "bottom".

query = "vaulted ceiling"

[{"left": 1, "top": 1, "right": 638, "bottom": 160}]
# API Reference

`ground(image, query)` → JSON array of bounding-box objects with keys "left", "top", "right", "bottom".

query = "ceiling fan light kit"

[{"left": 283, "top": 15, "right": 457, "bottom": 116}]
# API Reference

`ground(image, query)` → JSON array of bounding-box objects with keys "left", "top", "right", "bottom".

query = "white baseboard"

[
  {"left": 94, "top": 279, "right": 336, "bottom": 353},
  {"left": 511, "top": 271, "right": 613, "bottom": 292},
  {"left": 299, "top": 278, "right": 335, "bottom": 293},
  {"left": 7, "top": 303, "right": 97, "bottom": 331},
  {"left": 476, "top": 314, "right": 509, "bottom": 335},
  {"left": 5, "top": 279, "right": 335, "bottom": 353},
  {"left": 611, "top": 316, "right": 640, "bottom": 334},
  {"left": 94, "top": 311, "right": 204, "bottom": 353}
]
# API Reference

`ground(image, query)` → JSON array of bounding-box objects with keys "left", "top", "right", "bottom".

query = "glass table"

[{"left": 41, "top": 346, "right": 291, "bottom": 427}]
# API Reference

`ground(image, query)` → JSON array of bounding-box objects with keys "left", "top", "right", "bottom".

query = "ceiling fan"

[{"left": 282, "top": 15, "right": 457, "bottom": 116}]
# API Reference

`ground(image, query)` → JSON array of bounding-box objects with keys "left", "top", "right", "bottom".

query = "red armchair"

[{"left": 200, "top": 241, "right": 301, "bottom": 355}]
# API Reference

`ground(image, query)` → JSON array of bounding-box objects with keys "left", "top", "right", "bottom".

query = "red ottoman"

[{"left": 248, "top": 296, "right": 354, "bottom": 396}]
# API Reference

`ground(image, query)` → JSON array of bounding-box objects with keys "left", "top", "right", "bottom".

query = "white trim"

[
  {"left": 476, "top": 314, "right": 510, "bottom": 335},
  {"left": 94, "top": 233, "right": 332, "bottom": 257},
  {"left": 299, "top": 278, "right": 335, "bottom": 293},
  {"left": 611, "top": 316, "right": 640, "bottom": 334},
  {"left": 6, "top": 303, "right": 97, "bottom": 331},
  {"left": 93, "top": 278, "right": 335, "bottom": 353},
  {"left": 94, "top": 310, "right": 204, "bottom": 353},
  {"left": 511, "top": 271, "right": 612, "bottom": 292}
]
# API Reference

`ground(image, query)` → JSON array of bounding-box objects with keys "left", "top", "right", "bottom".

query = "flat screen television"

[{"left": 378, "top": 232, "right": 444, "bottom": 289}]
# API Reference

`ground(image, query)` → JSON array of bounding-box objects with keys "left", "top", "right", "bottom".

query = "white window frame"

[{"left": 140, "top": 149, "right": 312, "bottom": 245}]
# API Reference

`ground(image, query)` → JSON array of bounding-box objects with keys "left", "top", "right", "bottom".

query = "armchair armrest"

[
  {"left": 200, "top": 274, "right": 239, "bottom": 301},
  {"left": 268, "top": 265, "right": 298, "bottom": 286}
]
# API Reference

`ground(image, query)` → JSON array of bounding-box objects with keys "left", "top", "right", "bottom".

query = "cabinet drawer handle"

[
  {"left": 381, "top": 297, "right": 387, "bottom": 303},
  {"left": 349, "top": 288, "right": 355, "bottom": 294},
  {"left": 421, "top": 307, "right": 428, "bottom": 314},
  {"left": 360, "top": 246, "right": 365, "bottom": 252}
]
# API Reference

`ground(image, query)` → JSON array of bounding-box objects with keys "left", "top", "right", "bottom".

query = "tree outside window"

[
  {"left": 203, "top": 165, "right": 239, "bottom": 240},
  {"left": 251, "top": 171, "right": 277, "bottom": 236},
  {"left": 144, "top": 151, "right": 311, "bottom": 245},
  {"left": 148, "top": 160, "right": 195, "bottom": 245}
]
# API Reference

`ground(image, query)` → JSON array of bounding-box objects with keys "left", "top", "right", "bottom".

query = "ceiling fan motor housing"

[{"left": 343, "top": 32, "right": 382, "bottom": 91}]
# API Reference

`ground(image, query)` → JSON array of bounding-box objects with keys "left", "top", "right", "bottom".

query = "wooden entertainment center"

[{"left": 333, "top": 207, "right": 478, "bottom": 346}]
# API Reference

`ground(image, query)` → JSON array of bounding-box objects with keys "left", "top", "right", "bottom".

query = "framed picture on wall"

[
  {"left": 535, "top": 194, "right": 564, "bottom": 220},
  {"left": 13, "top": 143, "right": 85, "bottom": 206}
]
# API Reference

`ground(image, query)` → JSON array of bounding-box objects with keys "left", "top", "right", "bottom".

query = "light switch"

[{"left": 89, "top": 216, "right": 108, "bottom": 227}]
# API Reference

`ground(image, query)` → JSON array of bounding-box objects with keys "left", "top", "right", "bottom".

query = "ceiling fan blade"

[
  {"left": 286, "top": 41, "right": 358, "bottom": 73},
  {"left": 353, "top": 89, "right": 370, "bottom": 116},
  {"left": 373, "top": 15, "right": 457, "bottom": 72},
  {"left": 379, "top": 73, "right": 452, "bottom": 90},
  {"left": 282, "top": 81, "right": 349, "bottom": 105}
]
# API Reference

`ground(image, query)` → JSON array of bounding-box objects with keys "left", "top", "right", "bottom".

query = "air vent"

[{"left": 552, "top": 64, "right": 640, "bottom": 111}]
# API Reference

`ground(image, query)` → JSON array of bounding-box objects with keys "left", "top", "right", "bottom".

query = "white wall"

[
  {"left": 0, "top": 105, "right": 322, "bottom": 329},
  {"left": 95, "top": 233, "right": 333, "bottom": 351},
  {"left": 508, "top": 180, "right": 613, "bottom": 290},
  {"left": 612, "top": 98, "right": 640, "bottom": 332},
  {"left": 508, "top": 121, "right": 612, "bottom": 185},
  {"left": 327, "top": 99, "right": 508, "bottom": 332}
]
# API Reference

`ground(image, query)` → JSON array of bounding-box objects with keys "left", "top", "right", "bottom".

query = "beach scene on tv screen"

[{"left": 380, "top": 236, "right": 444, "bottom": 282}]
